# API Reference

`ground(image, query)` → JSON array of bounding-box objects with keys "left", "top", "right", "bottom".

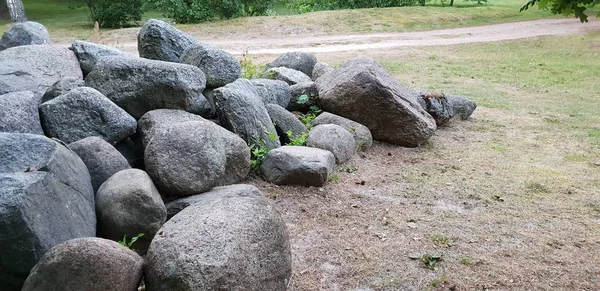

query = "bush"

[
  {"left": 290, "top": 0, "right": 420, "bottom": 13},
  {"left": 151, "top": 0, "right": 273, "bottom": 24},
  {"left": 87, "top": 0, "right": 146, "bottom": 28}
]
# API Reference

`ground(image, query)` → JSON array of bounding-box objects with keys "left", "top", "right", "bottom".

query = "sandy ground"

[{"left": 78, "top": 18, "right": 600, "bottom": 56}]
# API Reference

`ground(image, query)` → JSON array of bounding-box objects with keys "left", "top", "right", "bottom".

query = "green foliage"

[
  {"left": 249, "top": 132, "right": 277, "bottom": 172},
  {"left": 430, "top": 233, "right": 452, "bottom": 247},
  {"left": 289, "top": 0, "right": 421, "bottom": 13},
  {"left": 298, "top": 105, "right": 322, "bottom": 129},
  {"left": 73, "top": 0, "right": 145, "bottom": 28},
  {"left": 520, "top": 0, "right": 599, "bottom": 22},
  {"left": 150, "top": 0, "right": 273, "bottom": 23},
  {"left": 286, "top": 131, "right": 308, "bottom": 146},
  {"left": 409, "top": 252, "right": 444, "bottom": 270},
  {"left": 118, "top": 233, "right": 144, "bottom": 249},
  {"left": 240, "top": 52, "right": 265, "bottom": 79}
]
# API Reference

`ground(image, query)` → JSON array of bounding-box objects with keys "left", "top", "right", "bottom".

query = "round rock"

[
  {"left": 180, "top": 45, "right": 241, "bottom": 89},
  {"left": 307, "top": 124, "right": 356, "bottom": 164}
]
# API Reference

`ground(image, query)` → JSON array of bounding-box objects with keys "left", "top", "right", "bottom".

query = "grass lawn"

[{"left": 2, "top": 0, "right": 563, "bottom": 42}]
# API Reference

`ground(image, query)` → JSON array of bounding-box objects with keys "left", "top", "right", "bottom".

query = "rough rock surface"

[
  {"left": 447, "top": 95, "right": 477, "bottom": 120},
  {"left": 68, "top": 137, "right": 131, "bottom": 192},
  {"left": 180, "top": 45, "right": 241, "bottom": 88},
  {"left": 312, "top": 61, "right": 334, "bottom": 81},
  {"left": 317, "top": 58, "right": 436, "bottom": 147},
  {"left": 138, "top": 109, "right": 204, "bottom": 149},
  {"left": 266, "top": 51, "right": 317, "bottom": 77},
  {"left": 42, "top": 77, "right": 85, "bottom": 103},
  {"left": 144, "top": 112, "right": 250, "bottom": 197},
  {"left": 0, "top": 133, "right": 95, "bottom": 291},
  {"left": 261, "top": 146, "right": 335, "bottom": 187},
  {"left": 145, "top": 184, "right": 292, "bottom": 291},
  {"left": 21, "top": 238, "right": 143, "bottom": 291},
  {"left": 211, "top": 79, "right": 280, "bottom": 149},
  {"left": 249, "top": 79, "right": 291, "bottom": 108},
  {"left": 263, "top": 66, "right": 312, "bottom": 85},
  {"left": 96, "top": 169, "right": 166, "bottom": 254},
  {"left": 0, "top": 91, "right": 44, "bottom": 135},
  {"left": 288, "top": 81, "right": 319, "bottom": 112},
  {"left": 0, "top": 21, "right": 51, "bottom": 51},
  {"left": 138, "top": 19, "right": 199, "bottom": 62},
  {"left": 39, "top": 86, "right": 137, "bottom": 144},
  {"left": 415, "top": 91, "right": 455, "bottom": 126},
  {"left": 85, "top": 56, "right": 206, "bottom": 119},
  {"left": 312, "top": 112, "right": 373, "bottom": 150},
  {"left": 69, "top": 40, "right": 127, "bottom": 76},
  {"left": 165, "top": 194, "right": 207, "bottom": 220},
  {"left": 307, "top": 124, "right": 356, "bottom": 164},
  {"left": 0, "top": 45, "right": 83, "bottom": 96},
  {"left": 265, "top": 103, "right": 308, "bottom": 145}
]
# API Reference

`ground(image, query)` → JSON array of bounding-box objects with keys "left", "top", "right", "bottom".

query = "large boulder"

[
  {"left": 0, "top": 45, "right": 83, "bottom": 96},
  {"left": 180, "top": 45, "right": 241, "bottom": 89},
  {"left": 0, "top": 133, "right": 95, "bottom": 291},
  {"left": 21, "top": 238, "right": 143, "bottom": 291},
  {"left": 312, "top": 61, "right": 334, "bottom": 81},
  {"left": 265, "top": 103, "right": 308, "bottom": 145},
  {"left": 85, "top": 56, "right": 206, "bottom": 119},
  {"left": 144, "top": 112, "right": 250, "bottom": 197},
  {"left": 266, "top": 51, "right": 317, "bottom": 77},
  {"left": 39, "top": 87, "right": 137, "bottom": 144},
  {"left": 0, "top": 91, "right": 43, "bottom": 135},
  {"left": 211, "top": 79, "right": 280, "bottom": 149},
  {"left": 261, "top": 146, "right": 335, "bottom": 187},
  {"left": 249, "top": 79, "right": 291, "bottom": 108},
  {"left": 312, "top": 112, "right": 373, "bottom": 151},
  {"left": 138, "top": 109, "right": 204, "bottom": 149},
  {"left": 41, "top": 77, "right": 85, "bottom": 103},
  {"left": 0, "top": 21, "right": 51, "bottom": 51},
  {"left": 145, "top": 184, "right": 292, "bottom": 291},
  {"left": 447, "top": 95, "right": 477, "bottom": 120},
  {"left": 69, "top": 40, "right": 127, "bottom": 76},
  {"left": 68, "top": 137, "right": 131, "bottom": 192},
  {"left": 138, "top": 19, "right": 199, "bottom": 62},
  {"left": 263, "top": 66, "right": 312, "bottom": 85},
  {"left": 288, "top": 81, "right": 319, "bottom": 112},
  {"left": 317, "top": 58, "right": 437, "bottom": 147},
  {"left": 307, "top": 124, "right": 355, "bottom": 164},
  {"left": 96, "top": 169, "right": 166, "bottom": 254}
]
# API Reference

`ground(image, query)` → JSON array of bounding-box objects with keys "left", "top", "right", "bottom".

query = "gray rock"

[
  {"left": 96, "top": 169, "right": 166, "bottom": 254},
  {"left": 0, "top": 45, "right": 83, "bottom": 96},
  {"left": 265, "top": 103, "right": 308, "bottom": 145},
  {"left": 187, "top": 93, "right": 215, "bottom": 118},
  {"left": 447, "top": 95, "right": 477, "bottom": 120},
  {"left": 21, "top": 238, "right": 143, "bottom": 291},
  {"left": 312, "top": 61, "right": 334, "bottom": 80},
  {"left": 307, "top": 124, "right": 355, "bottom": 164},
  {"left": 138, "top": 19, "right": 199, "bottom": 62},
  {"left": 69, "top": 40, "right": 127, "bottom": 77},
  {"left": 288, "top": 81, "right": 319, "bottom": 112},
  {"left": 0, "top": 21, "right": 51, "bottom": 51},
  {"left": 211, "top": 79, "right": 280, "bottom": 149},
  {"left": 39, "top": 86, "right": 137, "bottom": 144},
  {"left": 41, "top": 77, "right": 85, "bottom": 103},
  {"left": 68, "top": 137, "right": 131, "bottom": 192},
  {"left": 138, "top": 109, "right": 204, "bottom": 149},
  {"left": 312, "top": 112, "right": 373, "bottom": 150},
  {"left": 266, "top": 51, "right": 317, "bottom": 77},
  {"left": 317, "top": 58, "right": 437, "bottom": 147},
  {"left": 249, "top": 78, "right": 291, "bottom": 108},
  {"left": 415, "top": 91, "right": 455, "bottom": 126},
  {"left": 0, "top": 91, "right": 43, "bottom": 134},
  {"left": 145, "top": 184, "right": 292, "bottom": 291},
  {"left": 85, "top": 56, "right": 206, "bottom": 119},
  {"left": 262, "top": 66, "right": 312, "bottom": 85},
  {"left": 261, "top": 146, "right": 335, "bottom": 187},
  {"left": 0, "top": 133, "right": 95, "bottom": 291},
  {"left": 144, "top": 115, "right": 250, "bottom": 197},
  {"left": 180, "top": 45, "right": 241, "bottom": 89}
]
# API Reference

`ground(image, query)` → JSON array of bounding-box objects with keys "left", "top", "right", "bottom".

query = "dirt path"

[{"left": 98, "top": 18, "right": 599, "bottom": 55}]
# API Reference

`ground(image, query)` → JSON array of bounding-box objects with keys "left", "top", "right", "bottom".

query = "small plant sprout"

[
  {"left": 118, "top": 233, "right": 144, "bottom": 249},
  {"left": 409, "top": 252, "right": 444, "bottom": 270},
  {"left": 286, "top": 131, "right": 308, "bottom": 146}
]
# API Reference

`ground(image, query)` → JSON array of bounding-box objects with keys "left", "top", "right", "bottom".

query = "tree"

[
  {"left": 2, "top": 0, "right": 27, "bottom": 22},
  {"left": 520, "top": 0, "right": 599, "bottom": 22}
]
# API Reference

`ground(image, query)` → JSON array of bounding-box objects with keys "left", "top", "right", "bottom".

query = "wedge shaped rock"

[
  {"left": 261, "top": 146, "right": 335, "bottom": 187},
  {"left": 138, "top": 19, "right": 199, "bottom": 63},
  {"left": 70, "top": 40, "right": 127, "bottom": 76}
]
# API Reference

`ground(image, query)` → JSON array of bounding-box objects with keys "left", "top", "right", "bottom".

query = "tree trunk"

[
  {"left": 450, "top": 0, "right": 454, "bottom": 5},
  {"left": 6, "top": 0, "right": 27, "bottom": 22},
  {"left": 0, "top": 0, "right": 10, "bottom": 21}
]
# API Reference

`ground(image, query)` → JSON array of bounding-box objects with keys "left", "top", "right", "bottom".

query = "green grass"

[{"left": 1, "top": 0, "right": 567, "bottom": 42}]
